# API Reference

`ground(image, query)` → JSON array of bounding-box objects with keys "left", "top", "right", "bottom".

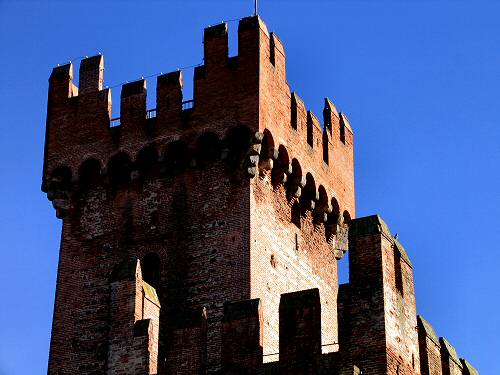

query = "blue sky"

[{"left": 0, "top": 1, "right": 498, "bottom": 374}]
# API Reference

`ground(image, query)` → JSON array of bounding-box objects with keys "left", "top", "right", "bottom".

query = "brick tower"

[{"left": 42, "top": 16, "right": 478, "bottom": 375}]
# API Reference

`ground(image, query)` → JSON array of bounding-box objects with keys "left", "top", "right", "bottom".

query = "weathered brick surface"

[
  {"left": 279, "top": 289, "right": 322, "bottom": 374},
  {"left": 108, "top": 260, "right": 160, "bottom": 375},
  {"left": 460, "top": 359, "right": 479, "bottom": 375},
  {"left": 250, "top": 176, "right": 340, "bottom": 359},
  {"left": 440, "top": 338, "right": 463, "bottom": 375},
  {"left": 418, "top": 316, "right": 442, "bottom": 375},
  {"left": 42, "top": 15, "right": 477, "bottom": 375},
  {"left": 222, "top": 299, "right": 263, "bottom": 374},
  {"left": 165, "top": 308, "right": 208, "bottom": 374},
  {"left": 335, "top": 216, "right": 420, "bottom": 375}
]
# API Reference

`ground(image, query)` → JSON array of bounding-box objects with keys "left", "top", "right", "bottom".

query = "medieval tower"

[{"left": 42, "top": 16, "right": 478, "bottom": 375}]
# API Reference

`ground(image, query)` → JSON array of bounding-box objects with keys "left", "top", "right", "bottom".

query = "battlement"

[
  {"left": 349, "top": 214, "right": 411, "bottom": 265},
  {"left": 219, "top": 288, "right": 327, "bottom": 373},
  {"left": 42, "top": 15, "right": 355, "bottom": 222},
  {"left": 217, "top": 289, "right": 480, "bottom": 375},
  {"left": 417, "top": 316, "right": 478, "bottom": 375}
]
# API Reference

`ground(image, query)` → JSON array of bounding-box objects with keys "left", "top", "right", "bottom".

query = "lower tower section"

[{"left": 46, "top": 149, "right": 254, "bottom": 375}]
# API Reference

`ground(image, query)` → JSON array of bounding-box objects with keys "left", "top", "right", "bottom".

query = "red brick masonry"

[{"left": 42, "top": 15, "right": 478, "bottom": 375}]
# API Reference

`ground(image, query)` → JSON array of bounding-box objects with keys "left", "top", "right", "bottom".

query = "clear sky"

[{"left": 0, "top": 1, "right": 498, "bottom": 374}]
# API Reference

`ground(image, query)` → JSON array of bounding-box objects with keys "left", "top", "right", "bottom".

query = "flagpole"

[{"left": 254, "top": 0, "right": 258, "bottom": 16}]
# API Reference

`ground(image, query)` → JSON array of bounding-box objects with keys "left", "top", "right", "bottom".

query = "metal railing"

[
  {"left": 109, "top": 101, "right": 194, "bottom": 127},
  {"left": 182, "top": 99, "right": 194, "bottom": 110},
  {"left": 262, "top": 342, "right": 338, "bottom": 358},
  {"left": 147, "top": 108, "right": 157, "bottom": 119},
  {"left": 110, "top": 117, "right": 121, "bottom": 127}
]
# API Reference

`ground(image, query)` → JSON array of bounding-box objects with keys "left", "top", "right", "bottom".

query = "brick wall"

[
  {"left": 440, "top": 338, "right": 463, "bottom": 375},
  {"left": 42, "top": 15, "right": 478, "bottom": 375},
  {"left": 336, "top": 215, "right": 420, "bottom": 375},
  {"left": 247, "top": 18, "right": 354, "bottom": 359},
  {"left": 250, "top": 174, "right": 339, "bottom": 359},
  {"left": 418, "top": 316, "right": 443, "bottom": 375},
  {"left": 107, "top": 260, "right": 160, "bottom": 375},
  {"left": 43, "top": 16, "right": 354, "bottom": 374}
]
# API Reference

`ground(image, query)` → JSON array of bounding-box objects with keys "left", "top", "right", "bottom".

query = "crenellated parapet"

[
  {"left": 439, "top": 337, "right": 464, "bottom": 375},
  {"left": 335, "top": 215, "right": 418, "bottom": 375},
  {"left": 417, "top": 316, "right": 477, "bottom": 375},
  {"left": 418, "top": 315, "right": 443, "bottom": 375},
  {"left": 460, "top": 359, "right": 479, "bottom": 375},
  {"left": 165, "top": 307, "right": 208, "bottom": 374},
  {"left": 42, "top": 18, "right": 260, "bottom": 197},
  {"left": 337, "top": 215, "right": 479, "bottom": 375},
  {"left": 219, "top": 288, "right": 336, "bottom": 374},
  {"left": 257, "top": 21, "right": 355, "bottom": 218},
  {"left": 42, "top": 15, "right": 354, "bottom": 227}
]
